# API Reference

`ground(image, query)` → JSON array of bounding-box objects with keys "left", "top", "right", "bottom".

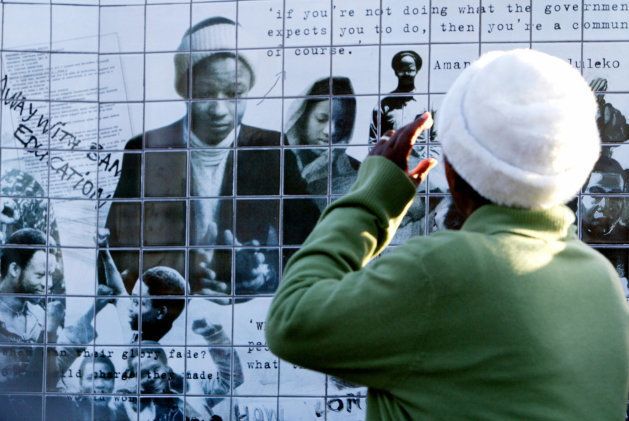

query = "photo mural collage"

[{"left": 0, "top": 0, "right": 627, "bottom": 419}]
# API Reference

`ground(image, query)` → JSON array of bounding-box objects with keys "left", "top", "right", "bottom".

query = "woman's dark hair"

[{"left": 295, "top": 77, "right": 356, "bottom": 145}]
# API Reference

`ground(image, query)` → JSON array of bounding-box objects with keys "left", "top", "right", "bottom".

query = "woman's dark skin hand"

[{"left": 369, "top": 112, "right": 437, "bottom": 186}]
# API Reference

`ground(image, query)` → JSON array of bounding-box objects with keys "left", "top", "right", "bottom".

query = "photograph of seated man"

[{"left": 104, "top": 16, "right": 319, "bottom": 298}]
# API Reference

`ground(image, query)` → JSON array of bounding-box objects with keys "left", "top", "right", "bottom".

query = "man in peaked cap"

[
  {"left": 369, "top": 50, "right": 426, "bottom": 144},
  {"left": 369, "top": 49, "right": 442, "bottom": 243},
  {"left": 266, "top": 49, "right": 629, "bottom": 420},
  {"left": 104, "top": 17, "right": 318, "bottom": 298}
]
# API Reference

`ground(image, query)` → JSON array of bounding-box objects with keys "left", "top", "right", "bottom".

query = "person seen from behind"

[{"left": 265, "top": 49, "right": 629, "bottom": 420}]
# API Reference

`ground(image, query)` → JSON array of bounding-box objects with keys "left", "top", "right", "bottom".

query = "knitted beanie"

[
  {"left": 174, "top": 17, "right": 255, "bottom": 98},
  {"left": 437, "top": 48, "right": 600, "bottom": 209}
]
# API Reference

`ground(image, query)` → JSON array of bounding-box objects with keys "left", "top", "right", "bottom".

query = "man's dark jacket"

[{"left": 103, "top": 119, "right": 319, "bottom": 294}]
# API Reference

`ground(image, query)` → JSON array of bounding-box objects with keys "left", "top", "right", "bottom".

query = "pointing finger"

[
  {"left": 409, "top": 158, "right": 438, "bottom": 187},
  {"left": 405, "top": 112, "right": 433, "bottom": 147},
  {"left": 389, "top": 113, "right": 433, "bottom": 159}
]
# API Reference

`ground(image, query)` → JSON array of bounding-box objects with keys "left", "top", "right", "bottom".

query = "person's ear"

[
  {"left": 8, "top": 262, "right": 21, "bottom": 280},
  {"left": 444, "top": 158, "right": 458, "bottom": 194},
  {"left": 156, "top": 305, "right": 168, "bottom": 320}
]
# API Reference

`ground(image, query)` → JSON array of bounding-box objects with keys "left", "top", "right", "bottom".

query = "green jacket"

[{"left": 266, "top": 157, "right": 629, "bottom": 420}]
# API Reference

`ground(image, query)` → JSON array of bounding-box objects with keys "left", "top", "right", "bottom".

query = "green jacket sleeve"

[{"left": 266, "top": 156, "right": 434, "bottom": 390}]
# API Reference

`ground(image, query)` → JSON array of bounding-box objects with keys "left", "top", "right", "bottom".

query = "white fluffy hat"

[
  {"left": 437, "top": 48, "right": 600, "bottom": 209},
  {"left": 174, "top": 17, "right": 255, "bottom": 98}
]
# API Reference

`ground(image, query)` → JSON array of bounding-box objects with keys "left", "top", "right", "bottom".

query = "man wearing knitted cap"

[
  {"left": 105, "top": 17, "right": 318, "bottom": 297},
  {"left": 266, "top": 49, "right": 629, "bottom": 420}
]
